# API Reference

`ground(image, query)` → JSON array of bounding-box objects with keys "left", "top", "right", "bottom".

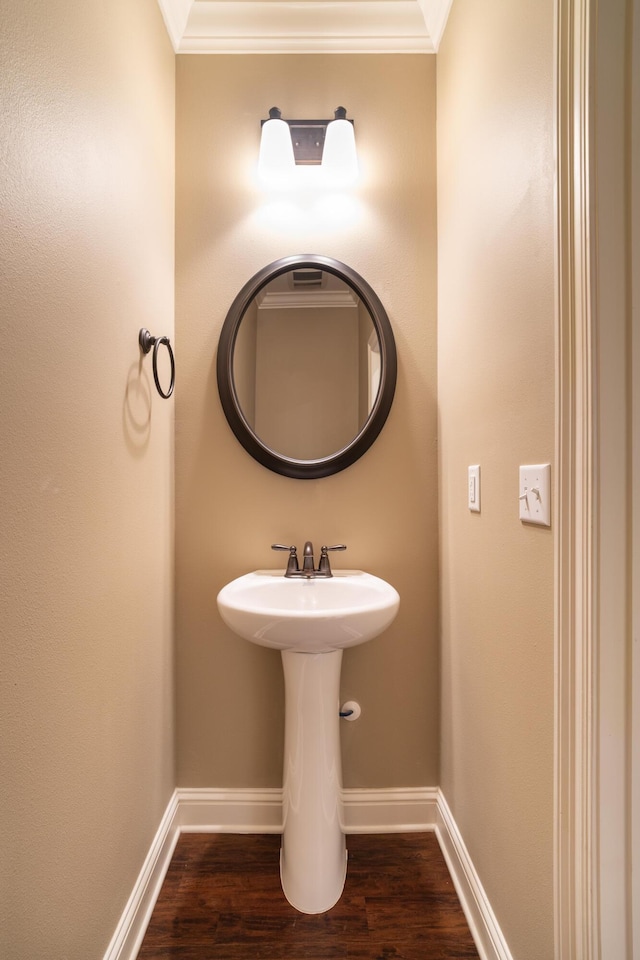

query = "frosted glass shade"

[
  {"left": 258, "top": 116, "right": 296, "bottom": 187},
  {"left": 322, "top": 118, "right": 358, "bottom": 187}
]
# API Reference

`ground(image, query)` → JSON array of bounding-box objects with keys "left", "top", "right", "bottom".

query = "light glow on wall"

[{"left": 252, "top": 191, "right": 364, "bottom": 234}]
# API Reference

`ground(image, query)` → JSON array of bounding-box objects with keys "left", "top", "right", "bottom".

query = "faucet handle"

[
  {"left": 271, "top": 543, "right": 299, "bottom": 575},
  {"left": 318, "top": 544, "right": 347, "bottom": 577}
]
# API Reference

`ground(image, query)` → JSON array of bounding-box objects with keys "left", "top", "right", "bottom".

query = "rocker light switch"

[
  {"left": 519, "top": 464, "right": 551, "bottom": 527},
  {"left": 468, "top": 465, "right": 480, "bottom": 512}
]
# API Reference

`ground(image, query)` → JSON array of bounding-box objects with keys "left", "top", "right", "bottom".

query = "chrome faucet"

[{"left": 271, "top": 542, "right": 346, "bottom": 578}]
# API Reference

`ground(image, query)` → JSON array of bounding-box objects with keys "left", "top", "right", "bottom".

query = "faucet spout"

[{"left": 302, "top": 541, "right": 315, "bottom": 574}]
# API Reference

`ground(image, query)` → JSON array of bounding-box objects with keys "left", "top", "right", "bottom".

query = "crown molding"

[
  {"left": 156, "top": 0, "right": 452, "bottom": 54},
  {"left": 156, "top": 0, "right": 193, "bottom": 49},
  {"left": 416, "top": 0, "right": 453, "bottom": 50}
]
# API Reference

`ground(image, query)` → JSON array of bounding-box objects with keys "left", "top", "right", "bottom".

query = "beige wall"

[
  {"left": 175, "top": 54, "right": 439, "bottom": 788},
  {"left": 0, "top": 1, "right": 175, "bottom": 957},
  {"left": 437, "top": 2, "right": 555, "bottom": 958}
]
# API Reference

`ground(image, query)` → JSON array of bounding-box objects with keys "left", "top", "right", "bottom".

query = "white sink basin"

[{"left": 217, "top": 569, "right": 399, "bottom": 653}]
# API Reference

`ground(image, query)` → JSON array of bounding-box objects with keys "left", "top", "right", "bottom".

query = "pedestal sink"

[{"left": 216, "top": 569, "right": 400, "bottom": 914}]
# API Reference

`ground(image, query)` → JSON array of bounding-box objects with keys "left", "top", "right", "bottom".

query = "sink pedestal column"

[{"left": 280, "top": 648, "right": 347, "bottom": 914}]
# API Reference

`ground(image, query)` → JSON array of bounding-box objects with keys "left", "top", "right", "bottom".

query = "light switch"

[
  {"left": 519, "top": 464, "right": 551, "bottom": 527},
  {"left": 468, "top": 465, "right": 480, "bottom": 512}
]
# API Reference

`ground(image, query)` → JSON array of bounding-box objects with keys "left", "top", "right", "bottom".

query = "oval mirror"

[{"left": 217, "top": 255, "right": 397, "bottom": 479}]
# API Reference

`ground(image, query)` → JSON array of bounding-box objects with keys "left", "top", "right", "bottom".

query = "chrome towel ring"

[{"left": 138, "top": 328, "right": 175, "bottom": 399}]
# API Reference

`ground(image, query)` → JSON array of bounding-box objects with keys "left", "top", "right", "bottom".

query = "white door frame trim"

[
  {"left": 553, "top": 0, "right": 599, "bottom": 957},
  {"left": 555, "top": 0, "right": 636, "bottom": 956}
]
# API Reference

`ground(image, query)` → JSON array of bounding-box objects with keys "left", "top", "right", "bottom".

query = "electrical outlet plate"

[
  {"left": 519, "top": 464, "right": 551, "bottom": 526},
  {"left": 468, "top": 465, "right": 480, "bottom": 512}
]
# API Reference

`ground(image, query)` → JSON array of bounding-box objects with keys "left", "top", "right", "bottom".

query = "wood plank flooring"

[{"left": 137, "top": 832, "right": 480, "bottom": 959}]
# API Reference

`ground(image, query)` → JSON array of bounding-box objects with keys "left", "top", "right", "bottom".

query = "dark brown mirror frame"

[{"left": 216, "top": 254, "right": 397, "bottom": 479}]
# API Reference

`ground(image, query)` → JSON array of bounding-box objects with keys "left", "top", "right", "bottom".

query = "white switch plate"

[
  {"left": 468, "top": 465, "right": 480, "bottom": 512},
  {"left": 519, "top": 464, "right": 551, "bottom": 526}
]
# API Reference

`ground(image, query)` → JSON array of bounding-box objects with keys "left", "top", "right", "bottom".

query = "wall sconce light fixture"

[{"left": 258, "top": 106, "right": 358, "bottom": 188}]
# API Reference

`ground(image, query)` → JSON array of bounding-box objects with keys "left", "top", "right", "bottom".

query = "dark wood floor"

[{"left": 137, "top": 832, "right": 480, "bottom": 959}]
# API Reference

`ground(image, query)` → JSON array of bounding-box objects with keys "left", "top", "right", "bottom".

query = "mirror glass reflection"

[{"left": 232, "top": 269, "right": 381, "bottom": 461}]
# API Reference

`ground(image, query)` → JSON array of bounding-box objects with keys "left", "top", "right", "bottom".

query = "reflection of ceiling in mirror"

[{"left": 256, "top": 272, "right": 360, "bottom": 311}]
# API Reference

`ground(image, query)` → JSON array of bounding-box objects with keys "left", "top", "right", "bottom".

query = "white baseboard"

[
  {"left": 342, "top": 786, "right": 438, "bottom": 832},
  {"left": 435, "top": 791, "right": 514, "bottom": 960},
  {"left": 102, "top": 792, "right": 181, "bottom": 960},
  {"left": 173, "top": 785, "right": 440, "bottom": 834},
  {"left": 104, "top": 786, "right": 511, "bottom": 960},
  {"left": 176, "top": 787, "right": 284, "bottom": 833}
]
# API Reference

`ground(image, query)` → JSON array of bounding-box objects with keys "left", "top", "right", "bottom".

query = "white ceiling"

[{"left": 157, "top": 0, "right": 453, "bottom": 53}]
